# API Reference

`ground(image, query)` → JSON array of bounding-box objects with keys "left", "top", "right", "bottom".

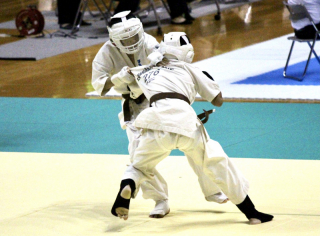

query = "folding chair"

[
  {"left": 134, "top": 0, "right": 170, "bottom": 35},
  {"left": 71, "top": 0, "right": 112, "bottom": 35},
  {"left": 212, "top": 0, "right": 221, "bottom": 20},
  {"left": 108, "top": 0, "right": 170, "bottom": 35},
  {"left": 283, "top": 1, "right": 320, "bottom": 81}
]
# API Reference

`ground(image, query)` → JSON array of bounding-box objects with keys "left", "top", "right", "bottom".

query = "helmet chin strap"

[{"left": 121, "top": 17, "right": 127, "bottom": 23}]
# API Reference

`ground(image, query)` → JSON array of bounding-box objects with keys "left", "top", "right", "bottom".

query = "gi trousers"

[
  {"left": 126, "top": 124, "right": 168, "bottom": 201},
  {"left": 123, "top": 125, "right": 249, "bottom": 204}
]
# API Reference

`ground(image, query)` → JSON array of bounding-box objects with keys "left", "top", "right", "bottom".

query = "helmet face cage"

[
  {"left": 161, "top": 32, "right": 194, "bottom": 63},
  {"left": 108, "top": 17, "right": 144, "bottom": 54}
]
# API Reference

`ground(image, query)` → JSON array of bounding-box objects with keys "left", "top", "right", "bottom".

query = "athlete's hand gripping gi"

[{"left": 111, "top": 32, "right": 274, "bottom": 224}]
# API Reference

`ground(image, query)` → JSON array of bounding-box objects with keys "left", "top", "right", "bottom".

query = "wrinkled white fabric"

[
  {"left": 92, "top": 33, "right": 158, "bottom": 96},
  {"left": 126, "top": 60, "right": 221, "bottom": 137},
  {"left": 120, "top": 59, "right": 249, "bottom": 204},
  {"left": 92, "top": 32, "right": 158, "bottom": 129},
  {"left": 288, "top": 0, "right": 320, "bottom": 30},
  {"left": 92, "top": 33, "right": 169, "bottom": 202},
  {"left": 123, "top": 128, "right": 249, "bottom": 204},
  {"left": 93, "top": 37, "right": 224, "bottom": 202}
]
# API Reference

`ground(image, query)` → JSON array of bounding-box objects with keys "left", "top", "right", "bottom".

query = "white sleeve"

[
  {"left": 184, "top": 64, "right": 221, "bottom": 102},
  {"left": 111, "top": 66, "right": 142, "bottom": 96},
  {"left": 92, "top": 43, "right": 114, "bottom": 96},
  {"left": 111, "top": 66, "right": 135, "bottom": 84},
  {"left": 128, "top": 81, "right": 143, "bottom": 99},
  {"left": 144, "top": 33, "right": 160, "bottom": 55}
]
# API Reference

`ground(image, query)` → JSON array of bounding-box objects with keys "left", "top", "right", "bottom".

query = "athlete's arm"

[
  {"left": 211, "top": 92, "right": 223, "bottom": 107},
  {"left": 102, "top": 77, "right": 114, "bottom": 94}
]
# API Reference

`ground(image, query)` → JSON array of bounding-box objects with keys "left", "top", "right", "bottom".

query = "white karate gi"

[
  {"left": 92, "top": 33, "right": 168, "bottom": 200},
  {"left": 116, "top": 60, "right": 250, "bottom": 204},
  {"left": 93, "top": 33, "right": 223, "bottom": 201}
]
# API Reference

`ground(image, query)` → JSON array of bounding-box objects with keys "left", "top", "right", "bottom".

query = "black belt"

[
  {"left": 149, "top": 92, "right": 190, "bottom": 107},
  {"left": 197, "top": 109, "right": 214, "bottom": 124},
  {"left": 149, "top": 92, "right": 212, "bottom": 124},
  {"left": 122, "top": 93, "right": 146, "bottom": 122}
]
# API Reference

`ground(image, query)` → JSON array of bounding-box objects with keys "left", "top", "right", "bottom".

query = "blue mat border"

[
  {"left": 233, "top": 58, "right": 320, "bottom": 85},
  {"left": 1, "top": 97, "right": 319, "bottom": 160}
]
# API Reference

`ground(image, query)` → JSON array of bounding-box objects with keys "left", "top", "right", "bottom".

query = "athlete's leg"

[
  {"left": 180, "top": 127, "right": 273, "bottom": 224},
  {"left": 111, "top": 179, "right": 136, "bottom": 220},
  {"left": 123, "top": 129, "right": 173, "bottom": 190},
  {"left": 140, "top": 168, "right": 170, "bottom": 218},
  {"left": 126, "top": 125, "right": 170, "bottom": 217},
  {"left": 186, "top": 156, "right": 228, "bottom": 203},
  {"left": 113, "top": 129, "right": 172, "bottom": 220}
]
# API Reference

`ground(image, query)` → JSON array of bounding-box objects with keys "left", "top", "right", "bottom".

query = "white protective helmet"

[
  {"left": 159, "top": 32, "right": 194, "bottom": 63},
  {"left": 107, "top": 11, "right": 144, "bottom": 54}
]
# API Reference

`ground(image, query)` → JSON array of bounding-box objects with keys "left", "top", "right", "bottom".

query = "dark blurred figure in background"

[
  {"left": 112, "top": 0, "right": 195, "bottom": 25},
  {"left": 287, "top": 0, "right": 320, "bottom": 39},
  {"left": 167, "top": 0, "right": 195, "bottom": 25},
  {"left": 113, "top": 0, "right": 141, "bottom": 15},
  {"left": 57, "top": 0, "right": 92, "bottom": 29}
]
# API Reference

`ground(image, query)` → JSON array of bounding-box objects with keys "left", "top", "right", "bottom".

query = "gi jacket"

[
  {"left": 124, "top": 60, "right": 221, "bottom": 138},
  {"left": 91, "top": 33, "right": 159, "bottom": 129}
]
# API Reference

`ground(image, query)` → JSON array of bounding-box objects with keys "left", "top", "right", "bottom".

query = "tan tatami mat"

[{"left": 1, "top": 152, "right": 319, "bottom": 236}]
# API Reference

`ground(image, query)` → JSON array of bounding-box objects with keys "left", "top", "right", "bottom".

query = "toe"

[
  {"left": 249, "top": 218, "right": 262, "bottom": 225},
  {"left": 149, "top": 209, "right": 170, "bottom": 218}
]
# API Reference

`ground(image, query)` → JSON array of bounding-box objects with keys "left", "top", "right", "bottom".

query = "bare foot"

[{"left": 116, "top": 207, "right": 129, "bottom": 220}]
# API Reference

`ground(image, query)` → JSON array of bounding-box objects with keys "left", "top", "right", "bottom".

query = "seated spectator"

[
  {"left": 288, "top": 0, "right": 320, "bottom": 39},
  {"left": 167, "top": 0, "right": 195, "bottom": 24},
  {"left": 111, "top": 0, "right": 195, "bottom": 25},
  {"left": 113, "top": 0, "right": 140, "bottom": 15}
]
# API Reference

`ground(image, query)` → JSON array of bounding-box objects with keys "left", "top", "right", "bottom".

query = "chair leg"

[
  {"left": 300, "top": 41, "right": 314, "bottom": 78},
  {"left": 148, "top": 0, "right": 163, "bottom": 36},
  {"left": 283, "top": 41, "right": 303, "bottom": 81},
  {"left": 108, "top": 0, "right": 115, "bottom": 16},
  {"left": 214, "top": 0, "right": 221, "bottom": 20},
  {"left": 308, "top": 41, "right": 320, "bottom": 64},
  {"left": 92, "top": 0, "right": 112, "bottom": 24},
  {"left": 71, "top": 0, "right": 112, "bottom": 35},
  {"left": 283, "top": 39, "right": 317, "bottom": 82},
  {"left": 71, "top": 0, "right": 88, "bottom": 35},
  {"left": 160, "top": 0, "right": 170, "bottom": 15}
]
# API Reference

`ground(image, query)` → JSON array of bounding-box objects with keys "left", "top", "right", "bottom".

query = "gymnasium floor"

[{"left": 1, "top": 0, "right": 320, "bottom": 235}]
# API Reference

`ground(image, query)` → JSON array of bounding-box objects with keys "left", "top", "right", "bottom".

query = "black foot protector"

[
  {"left": 236, "top": 195, "right": 274, "bottom": 224},
  {"left": 111, "top": 179, "right": 136, "bottom": 217}
]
